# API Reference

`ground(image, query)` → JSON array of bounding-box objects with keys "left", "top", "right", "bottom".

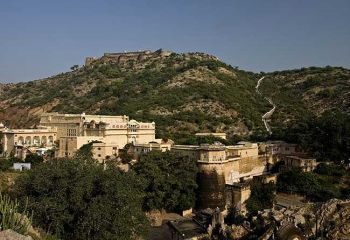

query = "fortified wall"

[
  {"left": 85, "top": 49, "right": 172, "bottom": 66},
  {"left": 169, "top": 143, "right": 268, "bottom": 210}
]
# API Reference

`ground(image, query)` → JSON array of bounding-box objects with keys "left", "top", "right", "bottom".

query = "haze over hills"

[{"left": 0, "top": 50, "right": 349, "bottom": 140}]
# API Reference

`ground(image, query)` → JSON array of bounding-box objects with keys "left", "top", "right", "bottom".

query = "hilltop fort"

[{"left": 85, "top": 49, "right": 173, "bottom": 66}]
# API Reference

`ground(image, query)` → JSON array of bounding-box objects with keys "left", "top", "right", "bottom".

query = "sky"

[{"left": 0, "top": 0, "right": 349, "bottom": 83}]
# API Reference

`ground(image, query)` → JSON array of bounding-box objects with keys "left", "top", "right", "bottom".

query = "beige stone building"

[
  {"left": 132, "top": 141, "right": 265, "bottom": 184},
  {"left": 91, "top": 142, "right": 119, "bottom": 162},
  {"left": 281, "top": 155, "right": 317, "bottom": 172},
  {"left": 131, "top": 139, "right": 173, "bottom": 160},
  {"left": 39, "top": 112, "right": 156, "bottom": 159},
  {"left": 171, "top": 142, "right": 264, "bottom": 184},
  {"left": 225, "top": 182, "right": 251, "bottom": 213},
  {"left": 261, "top": 140, "right": 307, "bottom": 165},
  {"left": 1, "top": 113, "right": 156, "bottom": 162},
  {"left": 85, "top": 49, "right": 172, "bottom": 66},
  {"left": 133, "top": 141, "right": 268, "bottom": 210},
  {"left": 1, "top": 127, "right": 56, "bottom": 160},
  {"left": 173, "top": 142, "right": 266, "bottom": 210},
  {"left": 195, "top": 132, "right": 227, "bottom": 140}
]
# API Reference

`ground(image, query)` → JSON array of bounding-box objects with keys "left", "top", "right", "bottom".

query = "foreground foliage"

[
  {"left": 246, "top": 181, "right": 276, "bottom": 213},
  {"left": 0, "top": 193, "right": 32, "bottom": 235},
  {"left": 272, "top": 109, "right": 350, "bottom": 162},
  {"left": 13, "top": 157, "right": 149, "bottom": 240},
  {"left": 276, "top": 169, "right": 349, "bottom": 201},
  {"left": 133, "top": 151, "right": 198, "bottom": 212},
  {"left": 0, "top": 157, "right": 19, "bottom": 171}
]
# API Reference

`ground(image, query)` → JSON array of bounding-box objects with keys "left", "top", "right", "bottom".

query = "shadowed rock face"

[
  {"left": 317, "top": 199, "right": 350, "bottom": 240},
  {"left": 276, "top": 222, "right": 306, "bottom": 240},
  {"left": 196, "top": 170, "right": 226, "bottom": 210}
]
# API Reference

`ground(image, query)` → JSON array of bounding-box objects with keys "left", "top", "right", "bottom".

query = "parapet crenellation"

[{"left": 85, "top": 49, "right": 172, "bottom": 66}]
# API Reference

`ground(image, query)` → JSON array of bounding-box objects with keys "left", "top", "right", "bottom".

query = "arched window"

[
  {"left": 48, "top": 136, "right": 54, "bottom": 145},
  {"left": 25, "top": 136, "right": 32, "bottom": 145},
  {"left": 33, "top": 136, "right": 40, "bottom": 145},
  {"left": 131, "top": 136, "right": 136, "bottom": 144},
  {"left": 18, "top": 136, "right": 24, "bottom": 145}
]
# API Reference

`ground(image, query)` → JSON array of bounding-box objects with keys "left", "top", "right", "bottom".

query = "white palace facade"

[{"left": 1, "top": 112, "right": 156, "bottom": 162}]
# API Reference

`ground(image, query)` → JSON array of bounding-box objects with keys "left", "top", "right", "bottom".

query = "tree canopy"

[
  {"left": 246, "top": 181, "right": 276, "bottom": 214},
  {"left": 13, "top": 157, "right": 149, "bottom": 240},
  {"left": 276, "top": 169, "right": 344, "bottom": 201},
  {"left": 272, "top": 110, "right": 350, "bottom": 162},
  {"left": 24, "top": 153, "right": 44, "bottom": 166},
  {"left": 132, "top": 151, "right": 198, "bottom": 212}
]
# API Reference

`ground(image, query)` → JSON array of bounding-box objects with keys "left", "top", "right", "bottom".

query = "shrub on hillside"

[
  {"left": 0, "top": 193, "right": 32, "bottom": 235},
  {"left": 277, "top": 170, "right": 342, "bottom": 201}
]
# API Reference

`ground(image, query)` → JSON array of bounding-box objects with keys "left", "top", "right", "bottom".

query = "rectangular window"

[{"left": 67, "top": 129, "right": 77, "bottom": 137}]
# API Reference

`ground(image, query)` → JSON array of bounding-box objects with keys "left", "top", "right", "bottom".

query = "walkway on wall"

[{"left": 255, "top": 76, "right": 276, "bottom": 134}]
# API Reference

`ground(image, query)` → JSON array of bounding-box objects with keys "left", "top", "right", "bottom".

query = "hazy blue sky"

[{"left": 1, "top": 0, "right": 349, "bottom": 83}]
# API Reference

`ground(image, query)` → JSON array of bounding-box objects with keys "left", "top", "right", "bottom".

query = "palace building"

[
  {"left": 1, "top": 112, "right": 156, "bottom": 162},
  {"left": 1, "top": 127, "right": 57, "bottom": 160}
]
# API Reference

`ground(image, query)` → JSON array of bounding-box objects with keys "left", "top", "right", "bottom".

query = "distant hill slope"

[
  {"left": 261, "top": 67, "right": 350, "bottom": 126},
  {"left": 0, "top": 51, "right": 349, "bottom": 139}
]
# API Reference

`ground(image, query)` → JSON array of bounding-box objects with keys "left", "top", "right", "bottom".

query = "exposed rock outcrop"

[{"left": 0, "top": 229, "right": 32, "bottom": 240}]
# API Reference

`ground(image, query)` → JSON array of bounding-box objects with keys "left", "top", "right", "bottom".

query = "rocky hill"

[
  {"left": 0, "top": 50, "right": 349, "bottom": 140},
  {"left": 261, "top": 67, "right": 350, "bottom": 125}
]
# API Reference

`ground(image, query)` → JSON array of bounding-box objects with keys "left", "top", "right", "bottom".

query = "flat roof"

[
  {"left": 41, "top": 112, "right": 128, "bottom": 118},
  {"left": 168, "top": 219, "right": 207, "bottom": 238},
  {"left": 3, "top": 128, "right": 56, "bottom": 134},
  {"left": 226, "top": 145, "right": 257, "bottom": 150}
]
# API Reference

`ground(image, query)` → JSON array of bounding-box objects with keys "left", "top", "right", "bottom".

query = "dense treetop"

[{"left": 13, "top": 157, "right": 149, "bottom": 240}]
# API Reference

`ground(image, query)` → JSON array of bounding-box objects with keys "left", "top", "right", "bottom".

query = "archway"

[
  {"left": 33, "top": 136, "right": 40, "bottom": 146},
  {"left": 41, "top": 136, "right": 47, "bottom": 145},
  {"left": 18, "top": 136, "right": 24, "bottom": 145},
  {"left": 25, "top": 136, "right": 31, "bottom": 145},
  {"left": 48, "top": 136, "right": 54, "bottom": 145}
]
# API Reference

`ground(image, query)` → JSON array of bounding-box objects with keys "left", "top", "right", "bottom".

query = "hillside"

[
  {"left": 0, "top": 51, "right": 349, "bottom": 141},
  {"left": 262, "top": 67, "right": 350, "bottom": 125}
]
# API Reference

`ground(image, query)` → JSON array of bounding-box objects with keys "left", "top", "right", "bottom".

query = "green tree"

[
  {"left": 25, "top": 153, "right": 43, "bottom": 166},
  {"left": 0, "top": 157, "right": 21, "bottom": 171},
  {"left": 246, "top": 181, "right": 276, "bottom": 214},
  {"left": 314, "top": 163, "right": 347, "bottom": 177},
  {"left": 224, "top": 206, "right": 244, "bottom": 226},
  {"left": 75, "top": 142, "right": 99, "bottom": 159},
  {"left": 277, "top": 170, "right": 342, "bottom": 201},
  {"left": 273, "top": 109, "right": 350, "bottom": 162},
  {"left": 119, "top": 150, "right": 133, "bottom": 164},
  {"left": 133, "top": 151, "right": 198, "bottom": 212},
  {"left": 13, "top": 157, "right": 149, "bottom": 240},
  {"left": 70, "top": 65, "right": 79, "bottom": 71}
]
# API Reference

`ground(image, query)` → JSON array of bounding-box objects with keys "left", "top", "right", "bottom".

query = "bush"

[
  {"left": 13, "top": 157, "right": 149, "bottom": 240},
  {"left": 277, "top": 170, "right": 342, "bottom": 201},
  {"left": 133, "top": 151, "right": 198, "bottom": 212},
  {"left": 24, "top": 153, "right": 43, "bottom": 166},
  {"left": 0, "top": 157, "right": 20, "bottom": 171},
  {"left": 0, "top": 193, "right": 32, "bottom": 235},
  {"left": 224, "top": 206, "right": 244, "bottom": 225},
  {"left": 314, "top": 163, "right": 347, "bottom": 177},
  {"left": 246, "top": 181, "right": 276, "bottom": 214}
]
